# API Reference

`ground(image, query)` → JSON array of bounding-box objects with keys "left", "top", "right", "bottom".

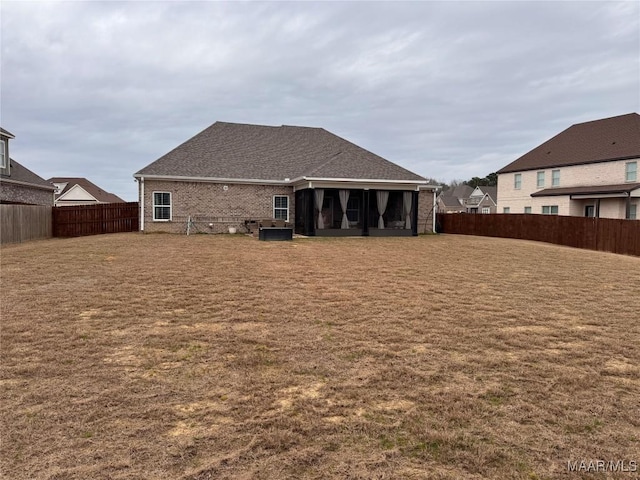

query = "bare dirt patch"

[{"left": 1, "top": 233, "right": 639, "bottom": 479}]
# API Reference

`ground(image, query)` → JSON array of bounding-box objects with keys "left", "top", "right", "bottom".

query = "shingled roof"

[
  {"left": 497, "top": 113, "right": 640, "bottom": 174},
  {"left": 48, "top": 177, "right": 124, "bottom": 203},
  {"left": 531, "top": 182, "right": 640, "bottom": 197},
  {"left": 1, "top": 159, "right": 54, "bottom": 190},
  {"left": 135, "top": 122, "right": 425, "bottom": 182}
]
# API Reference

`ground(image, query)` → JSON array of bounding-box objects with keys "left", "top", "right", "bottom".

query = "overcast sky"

[{"left": 1, "top": 1, "right": 638, "bottom": 201}]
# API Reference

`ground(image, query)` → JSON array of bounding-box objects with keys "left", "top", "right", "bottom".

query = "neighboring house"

[
  {"left": 48, "top": 177, "right": 125, "bottom": 206},
  {"left": 436, "top": 184, "right": 474, "bottom": 213},
  {"left": 465, "top": 186, "right": 498, "bottom": 214},
  {"left": 497, "top": 113, "right": 640, "bottom": 219},
  {"left": 0, "top": 127, "right": 55, "bottom": 205},
  {"left": 437, "top": 193, "right": 466, "bottom": 213},
  {"left": 134, "top": 121, "right": 439, "bottom": 235}
]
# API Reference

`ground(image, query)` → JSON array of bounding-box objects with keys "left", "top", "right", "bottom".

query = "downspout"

[
  {"left": 139, "top": 177, "right": 145, "bottom": 232},
  {"left": 432, "top": 188, "right": 438, "bottom": 233}
]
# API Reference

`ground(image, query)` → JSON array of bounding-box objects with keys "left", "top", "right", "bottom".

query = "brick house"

[
  {"left": 0, "top": 127, "right": 55, "bottom": 205},
  {"left": 497, "top": 113, "right": 640, "bottom": 219},
  {"left": 134, "top": 122, "right": 438, "bottom": 235}
]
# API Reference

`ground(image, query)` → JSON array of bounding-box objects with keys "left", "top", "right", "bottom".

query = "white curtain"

[
  {"left": 403, "top": 191, "right": 412, "bottom": 230},
  {"left": 314, "top": 189, "right": 325, "bottom": 229},
  {"left": 339, "top": 190, "right": 350, "bottom": 229},
  {"left": 376, "top": 190, "right": 389, "bottom": 229}
]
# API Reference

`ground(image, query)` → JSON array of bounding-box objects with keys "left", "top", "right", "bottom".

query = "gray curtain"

[
  {"left": 314, "top": 189, "right": 325, "bottom": 229},
  {"left": 403, "top": 191, "right": 412, "bottom": 230},
  {"left": 376, "top": 190, "right": 389, "bottom": 229},
  {"left": 339, "top": 190, "right": 350, "bottom": 229}
]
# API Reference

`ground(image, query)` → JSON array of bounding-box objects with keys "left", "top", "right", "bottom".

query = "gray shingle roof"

[
  {"left": 477, "top": 185, "right": 497, "bottom": 201},
  {"left": 438, "top": 195, "right": 464, "bottom": 207},
  {"left": 1, "top": 158, "right": 54, "bottom": 190},
  {"left": 498, "top": 113, "right": 640, "bottom": 174},
  {"left": 136, "top": 122, "right": 425, "bottom": 182}
]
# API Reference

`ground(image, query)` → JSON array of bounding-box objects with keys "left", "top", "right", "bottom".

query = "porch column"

[
  {"left": 626, "top": 193, "right": 631, "bottom": 219},
  {"left": 411, "top": 191, "right": 419, "bottom": 236},
  {"left": 362, "top": 189, "right": 370, "bottom": 236},
  {"left": 595, "top": 198, "right": 600, "bottom": 218},
  {"left": 307, "top": 189, "right": 316, "bottom": 236}
]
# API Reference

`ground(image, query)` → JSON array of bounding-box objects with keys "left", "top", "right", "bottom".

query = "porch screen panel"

[
  {"left": 403, "top": 191, "right": 412, "bottom": 230},
  {"left": 339, "top": 190, "right": 350, "bottom": 229},
  {"left": 314, "top": 189, "right": 325, "bottom": 229},
  {"left": 376, "top": 190, "right": 389, "bottom": 229}
]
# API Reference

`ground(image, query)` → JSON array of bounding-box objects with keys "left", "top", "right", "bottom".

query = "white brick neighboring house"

[
  {"left": 134, "top": 122, "right": 439, "bottom": 235},
  {"left": 497, "top": 113, "right": 640, "bottom": 219}
]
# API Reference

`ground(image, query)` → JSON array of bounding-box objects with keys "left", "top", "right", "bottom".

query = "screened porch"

[{"left": 294, "top": 188, "right": 419, "bottom": 236}]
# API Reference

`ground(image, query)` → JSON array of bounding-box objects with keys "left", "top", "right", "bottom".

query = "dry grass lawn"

[{"left": 1, "top": 233, "right": 639, "bottom": 479}]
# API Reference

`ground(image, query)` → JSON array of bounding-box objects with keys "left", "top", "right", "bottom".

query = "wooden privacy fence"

[
  {"left": 437, "top": 213, "right": 640, "bottom": 257},
  {"left": 0, "top": 204, "right": 52, "bottom": 244},
  {"left": 53, "top": 202, "right": 139, "bottom": 237}
]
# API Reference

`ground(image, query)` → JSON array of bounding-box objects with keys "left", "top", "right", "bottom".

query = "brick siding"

[
  {"left": 417, "top": 189, "right": 436, "bottom": 233},
  {"left": 141, "top": 180, "right": 294, "bottom": 234},
  {"left": 0, "top": 182, "right": 54, "bottom": 206}
]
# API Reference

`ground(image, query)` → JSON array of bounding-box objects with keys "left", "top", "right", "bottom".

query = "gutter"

[
  {"left": 0, "top": 177, "right": 56, "bottom": 191},
  {"left": 133, "top": 174, "right": 290, "bottom": 185}
]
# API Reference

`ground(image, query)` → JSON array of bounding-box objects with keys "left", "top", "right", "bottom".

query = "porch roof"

[{"left": 531, "top": 183, "right": 640, "bottom": 198}]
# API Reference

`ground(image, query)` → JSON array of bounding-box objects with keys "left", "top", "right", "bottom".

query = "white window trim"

[
  {"left": 628, "top": 204, "right": 637, "bottom": 220},
  {"left": 503, "top": 207, "right": 510, "bottom": 214},
  {"left": 542, "top": 205, "right": 559, "bottom": 215},
  {"left": 273, "top": 195, "right": 289, "bottom": 222},
  {"left": 152, "top": 191, "right": 172, "bottom": 222},
  {"left": 0, "top": 139, "right": 6, "bottom": 169},
  {"left": 552, "top": 169, "right": 560, "bottom": 187},
  {"left": 514, "top": 173, "right": 522, "bottom": 190},
  {"left": 626, "top": 161, "right": 637, "bottom": 182},
  {"left": 524, "top": 206, "right": 532, "bottom": 214},
  {"left": 481, "top": 207, "right": 490, "bottom": 214},
  {"left": 537, "top": 171, "right": 545, "bottom": 188}
]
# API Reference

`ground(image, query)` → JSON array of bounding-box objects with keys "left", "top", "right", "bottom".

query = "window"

[
  {"left": 628, "top": 204, "right": 637, "bottom": 220},
  {"left": 503, "top": 207, "right": 510, "bottom": 214},
  {"left": 552, "top": 169, "right": 560, "bottom": 186},
  {"left": 524, "top": 206, "right": 532, "bottom": 214},
  {"left": 0, "top": 139, "right": 5, "bottom": 168},
  {"left": 273, "top": 195, "right": 289, "bottom": 221},
  {"left": 481, "top": 207, "right": 490, "bottom": 214},
  {"left": 537, "top": 171, "right": 545, "bottom": 188},
  {"left": 153, "top": 192, "right": 171, "bottom": 221},
  {"left": 346, "top": 196, "right": 360, "bottom": 223},
  {"left": 542, "top": 205, "right": 558, "bottom": 215},
  {"left": 514, "top": 173, "right": 522, "bottom": 190},
  {"left": 626, "top": 162, "right": 637, "bottom": 182}
]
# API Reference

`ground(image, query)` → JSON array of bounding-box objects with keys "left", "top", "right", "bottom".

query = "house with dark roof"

[
  {"left": 497, "top": 113, "right": 640, "bottom": 219},
  {"left": 48, "top": 177, "right": 124, "bottom": 206},
  {"left": 0, "top": 128, "right": 55, "bottom": 205},
  {"left": 465, "top": 186, "right": 498, "bottom": 214},
  {"left": 436, "top": 184, "right": 472, "bottom": 213},
  {"left": 134, "top": 122, "right": 438, "bottom": 235},
  {"left": 437, "top": 184, "right": 497, "bottom": 214}
]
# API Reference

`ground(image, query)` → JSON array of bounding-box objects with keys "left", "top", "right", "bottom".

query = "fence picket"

[{"left": 437, "top": 213, "right": 640, "bottom": 257}]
